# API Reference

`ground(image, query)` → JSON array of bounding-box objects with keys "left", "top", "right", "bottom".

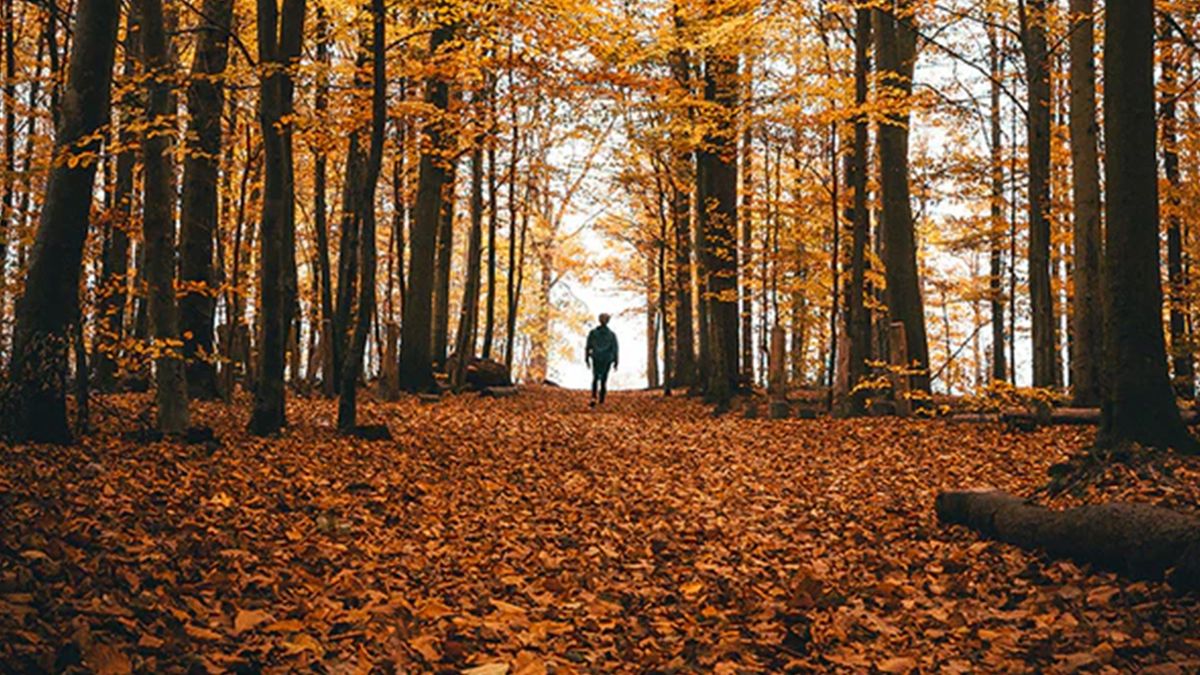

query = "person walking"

[{"left": 586, "top": 313, "right": 619, "bottom": 406}]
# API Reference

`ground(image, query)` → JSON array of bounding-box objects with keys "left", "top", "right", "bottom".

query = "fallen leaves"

[{"left": 0, "top": 387, "right": 1198, "bottom": 672}]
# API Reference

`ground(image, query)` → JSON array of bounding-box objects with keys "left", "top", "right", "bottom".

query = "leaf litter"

[{"left": 1, "top": 387, "right": 1198, "bottom": 673}]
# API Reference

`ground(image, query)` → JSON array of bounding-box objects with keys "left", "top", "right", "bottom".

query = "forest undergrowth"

[{"left": 2, "top": 388, "right": 1199, "bottom": 673}]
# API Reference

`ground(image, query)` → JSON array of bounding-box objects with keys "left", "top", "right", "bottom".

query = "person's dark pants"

[{"left": 591, "top": 360, "right": 613, "bottom": 403}]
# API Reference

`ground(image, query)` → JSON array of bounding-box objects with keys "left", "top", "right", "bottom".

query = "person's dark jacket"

[{"left": 586, "top": 325, "right": 619, "bottom": 366}]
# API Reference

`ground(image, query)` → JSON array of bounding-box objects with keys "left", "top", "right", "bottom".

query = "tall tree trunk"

[
  {"left": 1, "top": 0, "right": 15, "bottom": 338},
  {"left": 140, "top": 0, "right": 189, "bottom": 433},
  {"left": 6, "top": 0, "right": 119, "bottom": 443},
  {"left": 95, "top": 8, "right": 140, "bottom": 391},
  {"left": 740, "top": 65, "right": 754, "bottom": 386},
  {"left": 400, "top": 20, "right": 454, "bottom": 392},
  {"left": 337, "top": 0, "right": 385, "bottom": 430},
  {"left": 249, "top": 0, "right": 305, "bottom": 435},
  {"left": 1021, "top": 0, "right": 1055, "bottom": 388},
  {"left": 179, "top": 0, "right": 231, "bottom": 401},
  {"left": 1068, "top": 0, "right": 1103, "bottom": 405},
  {"left": 874, "top": 1, "right": 930, "bottom": 397},
  {"left": 988, "top": 19, "right": 1007, "bottom": 384},
  {"left": 698, "top": 48, "right": 740, "bottom": 406},
  {"left": 502, "top": 56, "right": 522, "bottom": 377},
  {"left": 482, "top": 74, "right": 499, "bottom": 360},
  {"left": 669, "top": 14, "right": 696, "bottom": 389},
  {"left": 451, "top": 138, "right": 486, "bottom": 390},
  {"left": 839, "top": 2, "right": 872, "bottom": 416},
  {"left": 431, "top": 144, "right": 458, "bottom": 370},
  {"left": 334, "top": 37, "right": 373, "bottom": 397},
  {"left": 1162, "top": 26, "right": 1194, "bottom": 400},
  {"left": 314, "top": 6, "right": 336, "bottom": 397},
  {"left": 1099, "top": 0, "right": 1195, "bottom": 453}
]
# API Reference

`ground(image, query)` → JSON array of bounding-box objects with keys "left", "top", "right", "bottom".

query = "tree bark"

[
  {"left": 139, "top": 0, "right": 189, "bottom": 433},
  {"left": 95, "top": 8, "right": 140, "bottom": 391},
  {"left": 337, "top": 0, "right": 385, "bottom": 431},
  {"left": 179, "top": 0, "right": 232, "bottom": 401},
  {"left": 1099, "top": 0, "right": 1196, "bottom": 453},
  {"left": 839, "top": 3, "right": 872, "bottom": 417},
  {"left": 697, "top": 47, "right": 740, "bottom": 407},
  {"left": 1020, "top": 0, "right": 1055, "bottom": 389},
  {"left": 874, "top": 1, "right": 930, "bottom": 398},
  {"left": 400, "top": 20, "right": 455, "bottom": 392},
  {"left": 1068, "top": 0, "right": 1103, "bottom": 405},
  {"left": 451, "top": 136, "right": 486, "bottom": 391},
  {"left": 313, "top": 6, "right": 336, "bottom": 397},
  {"left": 936, "top": 489, "right": 1200, "bottom": 592},
  {"left": 669, "top": 11, "right": 696, "bottom": 389},
  {"left": 1162, "top": 28, "right": 1194, "bottom": 400},
  {"left": 987, "top": 19, "right": 1007, "bottom": 385},
  {"left": 482, "top": 73, "right": 499, "bottom": 360},
  {"left": 249, "top": 0, "right": 305, "bottom": 436},
  {"left": 431, "top": 139, "right": 459, "bottom": 370},
  {"left": 6, "top": 0, "right": 119, "bottom": 443}
]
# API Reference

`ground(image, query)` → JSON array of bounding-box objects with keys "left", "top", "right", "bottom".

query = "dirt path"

[{"left": 2, "top": 387, "right": 1197, "bottom": 672}]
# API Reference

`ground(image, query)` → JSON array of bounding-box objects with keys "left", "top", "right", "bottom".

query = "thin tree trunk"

[
  {"left": 1162, "top": 25, "right": 1194, "bottom": 400},
  {"left": 140, "top": 0, "right": 189, "bottom": 433},
  {"left": 451, "top": 136, "right": 486, "bottom": 390},
  {"left": 1021, "top": 0, "right": 1055, "bottom": 389},
  {"left": 400, "top": 19, "right": 455, "bottom": 392},
  {"left": 669, "top": 10, "right": 696, "bottom": 389},
  {"left": 1067, "top": 0, "right": 1103, "bottom": 404},
  {"left": 249, "top": 0, "right": 305, "bottom": 435},
  {"left": 314, "top": 6, "right": 336, "bottom": 397},
  {"left": 482, "top": 72, "right": 499, "bottom": 360},
  {"left": 988, "top": 18, "right": 1007, "bottom": 384},
  {"left": 179, "top": 0, "right": 232, "bottom": 400},
  {"left": 839, "top": 2, "right": 872, "bottom": 416},
  {"left": 1098, "top": 0, "right": 1196, "bottom": 452},
  {"left": 6, "top": 0, "right": 119, "bottom": 443},
  {"left": 338, "top": 0, "right": 385, "bottom": 430},
  {"left": 431, "top": 136, "right": 458, "bottom": 370},
  {"left": 95, "top": 8, "right": 140, "bottom": 390}
]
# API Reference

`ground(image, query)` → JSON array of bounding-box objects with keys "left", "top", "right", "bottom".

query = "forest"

[{"left": 3, "top": 0, "right": 1200, "bottom": 672}]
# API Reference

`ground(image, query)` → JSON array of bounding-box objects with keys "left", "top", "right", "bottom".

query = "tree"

[
  {"left": 1019, "top": 0, "right": 1055, "bottom": 389},
  {"left": 987, "top": 17, "right": 1006, "bottom": 385},
  {"left": 400, "top": 17, "right": 456, "bottom": 392},
  {"left": 1098, "top": 0, "right": 1195, "bottom": 453},
  {"left": 838, "top": 0, "right": 872, "bottom": 417},
  {"left": 874, "top": 0, "right": 930, "bottom": 397},
  {"left": 1068, "top": 0, "right": 1102, "bottom": 406},
  {"left": 179, "top": 0, "right": 233, "bottom": 401},
  {"left": 249, "top": 0, "right": 305, "bottom": 436},
  {"left": 95, "top": 9, "right": 141, "bottom": 391},
  {"left": 451, "top": 128, "right": 487, "bottom": 390},
  {"left": 669, "top": 7, "right": 696, "bottom": 389},
  {"left": 5, "top": 0, "right": 120, "bottom": 443},
  {"left": 697, "top": 47, "right": 740, "bottom": 406},
  {"left": 140, "top": 0, "right": 189, "bottom": 433},
  {"left": 313, "top": 6, "right": 336, "bottom": 397},
  {"left": 1161, "top": 22, "right": 1194, "bottom": 400},
  {"left": 338, "top": 0, "right": 386, "bottom": 431}
]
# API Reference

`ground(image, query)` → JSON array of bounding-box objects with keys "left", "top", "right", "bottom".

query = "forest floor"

[{"left": 2, "top": 387, "right": 1200, "bottom": 674}]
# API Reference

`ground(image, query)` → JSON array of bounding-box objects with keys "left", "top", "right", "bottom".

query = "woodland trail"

[{"left": 3, "top": 388, "right": 1200, "bottom": 672}]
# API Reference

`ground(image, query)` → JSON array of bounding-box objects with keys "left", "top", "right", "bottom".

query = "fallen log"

[
  {"left": 480, "top": 386, "right": 519, "bottom": 398},
  {"left": 946, "top": 408, "right": 1200, "bottom": 428},
  {"left": 936, "top": 489, "right": 1200, "bottom": 592}
]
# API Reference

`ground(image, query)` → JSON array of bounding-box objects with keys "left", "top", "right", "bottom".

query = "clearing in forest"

[{"left": 2, "top": 388, "right": 1199, "bottom": 672}]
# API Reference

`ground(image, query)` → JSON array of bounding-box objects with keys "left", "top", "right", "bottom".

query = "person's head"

[{"left": 599, "top": 313, "right": 610, "bottom": 326}]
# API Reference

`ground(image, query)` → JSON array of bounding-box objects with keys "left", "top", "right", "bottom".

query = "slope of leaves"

[{"left": 2, "top": 388, "right": 1198, "bottom": 673}]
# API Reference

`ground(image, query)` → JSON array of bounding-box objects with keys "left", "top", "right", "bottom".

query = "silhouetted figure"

[{"left": 586, "top": 313, "right": 619, "bottom": 407}]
